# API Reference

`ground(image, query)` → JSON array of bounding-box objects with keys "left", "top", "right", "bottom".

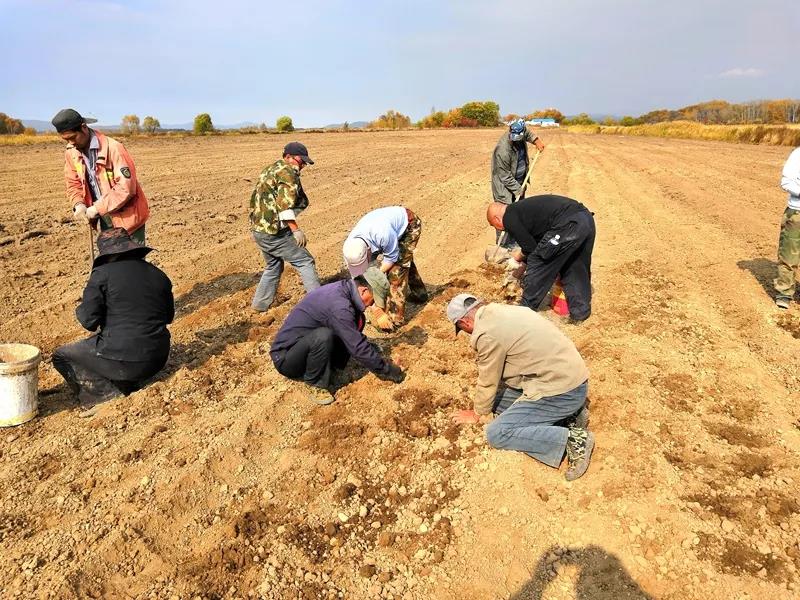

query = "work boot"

[
  {"left": 776, "top": 296, "right": 791, "bottom": 309},
  {"left": 301, "top": 383, "right": 335, "bottom": 406},
  {"left": 565, "top": 428, "right": 595, "bottom": 481},
  {"left": 567, "top": 406, "right": 590, "bottom": 430}
]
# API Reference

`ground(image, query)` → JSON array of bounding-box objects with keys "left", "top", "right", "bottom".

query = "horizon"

[{"left": 2, "top": 0, "right": 795, "bottom": 128}]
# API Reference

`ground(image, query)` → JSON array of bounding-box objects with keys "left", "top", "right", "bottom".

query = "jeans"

[
  {"left": 271, "top": 327, "right": 350, "bottom": 389},
  {"left": 485, "top": 381, "right": 588, "bottom": 468},
  {"left": 251, "top": 229, "right": 320, "bottom": 311},
  {"left": 52, "top": 337, "right": 167, "bottom": 405},
  {"left": 520, "top": 210, "right": 595, "bottom": 321}
]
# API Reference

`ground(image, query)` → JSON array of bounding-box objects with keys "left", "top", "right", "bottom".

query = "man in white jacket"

[{"left": 775, "top": 147, "right": 800, "bottom": 309}]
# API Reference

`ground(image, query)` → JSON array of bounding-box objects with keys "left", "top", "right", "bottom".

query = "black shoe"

[{"left": 565, "top": 428, "right": 594, "bottom": 481}]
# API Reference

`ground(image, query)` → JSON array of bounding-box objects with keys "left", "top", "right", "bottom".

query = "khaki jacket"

[
  {"left": 64, "top": 130, "right": 149, "bottom": 233},
  {"left": 491, "top": 127, "right": 539, "bottom": 204},
  {"left": 470, "top": 303, "right": 589, "bottom": 415}
]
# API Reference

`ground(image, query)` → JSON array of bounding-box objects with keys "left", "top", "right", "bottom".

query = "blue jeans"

[
  {"left": 485, "top": 381, "right": 588, "bottom": 468},
  {"left": 251, "top": 229, "right": 320, "bottom": 311}
]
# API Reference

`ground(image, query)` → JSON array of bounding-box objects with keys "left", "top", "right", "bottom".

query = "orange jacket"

[{"left": 64, "top": 130, "right": 149, "bottom": 233}]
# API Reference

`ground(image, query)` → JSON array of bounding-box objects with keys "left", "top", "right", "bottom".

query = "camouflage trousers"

[
  {"left": 775, "top": 208, "right": 800, "bottom": 298},
  {"left": 386, "top": 213, "right": 427, "bottom": 326}
]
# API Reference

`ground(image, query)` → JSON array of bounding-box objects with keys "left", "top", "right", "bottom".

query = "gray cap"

[{"left": 446, "top": 293, "right": 480, "bottom": 334}]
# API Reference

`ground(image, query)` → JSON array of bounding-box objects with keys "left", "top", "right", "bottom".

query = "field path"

[{"left": 0, "top": 130, "right": 798, "bottom": 599}]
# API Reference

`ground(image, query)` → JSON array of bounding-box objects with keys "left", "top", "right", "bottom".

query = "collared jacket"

[
  {"left": 469, "top": 303, "right": 589, "bottom": 415},
  {"left": 491, "top": 127, "right": 539, "bottom": 204},
  {"left": 77, "top": 255, "right": 174, "bottom": 362},
  {"left": 250, "top": 158, "right": 309, "bottom": 235},
  {"left": 64, "top": 130, "right": 149, "bottom": 234},
  {"left": 270, "top": 280, "right": 390, "bottom": 375},
  {"left": 781, "top": 147, "right": 800, "bottom": 210}
]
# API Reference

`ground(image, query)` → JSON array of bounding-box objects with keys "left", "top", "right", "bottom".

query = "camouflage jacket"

[{"left": 249, "top": 159, "right": 309, "bottom": 234}]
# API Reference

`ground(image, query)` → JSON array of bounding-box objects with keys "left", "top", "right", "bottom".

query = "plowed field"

[{"left": 1, "top": 129, "right": 798, "bottom": 600}]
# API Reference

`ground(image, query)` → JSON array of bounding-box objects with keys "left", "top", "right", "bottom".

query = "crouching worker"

[
  {"left": 446, "top": 293, "right": 594, "bottom": 481},
  {"left": 270, "top": 276, "right": 406, "bottom": 405},
  {"left": 52, "top": 228, "right": 174, "bottom": 417}
]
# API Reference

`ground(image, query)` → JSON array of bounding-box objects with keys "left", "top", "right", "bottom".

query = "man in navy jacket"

[{"left": 270, "top": 276, "right": 405, "bottom": 404}]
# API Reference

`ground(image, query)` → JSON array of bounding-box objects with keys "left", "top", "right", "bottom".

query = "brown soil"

[{"left": 1, "top": 130, "right": 799, "bottom": 599}]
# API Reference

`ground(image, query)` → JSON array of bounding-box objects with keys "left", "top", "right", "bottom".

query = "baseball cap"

[
  {"left": 343, "top": 238, "right": 370, "bottom": 277},
  {"left": 446, "top": 293, "right": 480, "bottom": 334},
  {"left": 283, "top": 141, "right": 314, "bottom": 164},
  {"left": 51, "top": 108, "right": 97, "bottom": 133}
]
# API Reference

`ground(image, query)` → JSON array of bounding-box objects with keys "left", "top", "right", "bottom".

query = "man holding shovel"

[
  {"left": 53, "top": 108, "right": 149, "bottom": 246},
  {"left": 491, "top": 119, "right": 545, "bottom": 249}
]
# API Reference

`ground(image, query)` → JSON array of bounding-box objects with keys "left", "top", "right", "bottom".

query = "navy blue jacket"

[{"left": 270, "top": 280, "right": 389, "bottom": 374}]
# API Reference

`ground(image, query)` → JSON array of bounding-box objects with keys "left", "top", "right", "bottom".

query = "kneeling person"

[
  {"left": 343, "top": 206, "right": 427, "bottom": 330},
  {"left": 52, "top": 228, "right": 174, "bottom": 417},
  {"left": 447, "top": 293, "right": 594, "bottom": 481},
  {"left": 270, "top": 276, "right": 405, "bottom": 405}
]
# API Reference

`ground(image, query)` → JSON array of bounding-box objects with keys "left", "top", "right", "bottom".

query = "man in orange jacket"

[{"left": 52, "top": 108, "right": 149, "bottom": 243}]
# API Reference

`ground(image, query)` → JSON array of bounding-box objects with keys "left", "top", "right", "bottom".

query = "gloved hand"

[
  {"left": 292, "top": 229, "right": 307, "bottom": 247},
  {"left": 86, "top": 206, "right": 99, "bottom": 220},
  {"left": 380, "top": 362, "right": 405, "bottom": 383},
  {"left": 73, "top": 203, "right": 88, "bottom": 222}
]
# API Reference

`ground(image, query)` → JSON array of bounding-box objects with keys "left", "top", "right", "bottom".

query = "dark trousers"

[
  {"left": 52, "top": 338, "right": 168, "bottom": 405},
  {"left": 521, "top": 210, "right": 595, "bottom": 321},
  {"left": 272, "top": 327, "right": 350, "bottom": 389}
]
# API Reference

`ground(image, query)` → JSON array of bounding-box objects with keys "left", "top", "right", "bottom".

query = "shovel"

[{"left": 491, "top": 149, "right": 542, "bottom": 260}]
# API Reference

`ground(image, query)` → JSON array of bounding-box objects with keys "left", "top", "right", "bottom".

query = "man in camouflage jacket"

[{"left": 250, "top": 142, "right": 320, "bottom": 311}]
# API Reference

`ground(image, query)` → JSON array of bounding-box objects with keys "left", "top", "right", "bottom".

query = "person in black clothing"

[
  {"left": 487, "top": 195, "right": 595, "bottom": 321},
  {"left": 52, "top": 228, "right": 174, "bottom": 417},
  {"left": 270, "top": 276, "right": 404, "bottom": 405}
]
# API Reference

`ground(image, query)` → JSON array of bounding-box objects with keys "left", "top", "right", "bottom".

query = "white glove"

[
  {"left": 292, "top": 229, "right": 307, "bottom": 247},
  {"left": 73, "top": 204, "right": 88, "bottom": 222},
  {"left": 86, "top": 206, "right": 99, "bottom": 219}
]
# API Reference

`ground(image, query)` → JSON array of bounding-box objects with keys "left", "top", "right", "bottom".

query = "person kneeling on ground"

[
  {"left": 52, "top": 228, "right": 174, "bottom": 417},
  {"left": 270, "top": 276, "right": 406, "bottom": 405},
  {"left": 446, "top": 293, "right": 594, "bottom": 481},
  {"left": 487, "top": 195, "right": 595, "bottom": 322}
]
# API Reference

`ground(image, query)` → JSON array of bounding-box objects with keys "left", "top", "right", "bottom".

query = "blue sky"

[{"left": 2, "top": 0, "right": 796, "bottom": 127}]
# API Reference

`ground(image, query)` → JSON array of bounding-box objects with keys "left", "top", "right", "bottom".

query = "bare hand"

[
  {"left": 511, "top": 249, "right": 525, "bottom": 262},
  {"left": 451, "top": 409, "right": 481, "bottom": 425},
  {"left": 534, "top": 138, "right": 545, "bottom": 152}
]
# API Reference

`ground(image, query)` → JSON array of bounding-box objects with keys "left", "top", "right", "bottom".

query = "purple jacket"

[{"left": 270, "top": 280, "right": 390, "bottom": 374}]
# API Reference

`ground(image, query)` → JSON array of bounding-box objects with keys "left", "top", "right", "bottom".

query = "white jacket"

[{"left": 781, "top": 147, "right": 800, "bottom": 210}]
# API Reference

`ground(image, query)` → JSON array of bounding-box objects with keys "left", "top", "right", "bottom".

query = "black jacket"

[
  {"left": 76, "top": 256, "right": 174, "bottom": 361},
  {"left": 503, "top": 195, "right": 589, "bottom": 256}
]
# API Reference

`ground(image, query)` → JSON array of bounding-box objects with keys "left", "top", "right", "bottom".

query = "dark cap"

[
  {"left": 93, "top": 227, "right": 152, "bottom": 268},
  {"left": 51, "top": 108, "right": 97, "bottom": 133},
  {"left": 283, "top": 141, "right": 314, "bottom": 165}
]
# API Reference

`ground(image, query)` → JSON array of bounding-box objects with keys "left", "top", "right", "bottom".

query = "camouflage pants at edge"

[
  {"left": 775, "top": 208, "right": 800, "bottom": 298},
  {"left": 386, "top": 215, "right": 427, "bottom": 325}
]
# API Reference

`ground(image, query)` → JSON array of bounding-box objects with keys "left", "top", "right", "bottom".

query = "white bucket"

[{"left": 0, "top": 344, "right": 41, "bottom": 426}]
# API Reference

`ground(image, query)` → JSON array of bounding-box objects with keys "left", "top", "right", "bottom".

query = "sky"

[{"left": 1, "top": 0, "right": 797, "bottom": 127}]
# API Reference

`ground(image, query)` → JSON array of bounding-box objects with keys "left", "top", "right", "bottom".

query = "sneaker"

[
  {"left": 567, "top": 406, "right": 590, "bottom": 430},
  {"left": 776, "top": 296, "right": 791, "bottom": 309},
  {"left": 565, "top": 428, "right": 595, "bottom": 481},
  {"left": 301, "top": 383, "right": 335, "bottom": 406}
]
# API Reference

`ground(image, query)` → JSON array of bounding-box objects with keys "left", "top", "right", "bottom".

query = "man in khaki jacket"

[{"left": 447, "top": 293, "right": 594, "bottom": 481}]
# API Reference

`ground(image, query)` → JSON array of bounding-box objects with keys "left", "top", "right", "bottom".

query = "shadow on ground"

[
  {"left": 175, "top": 272, "right": 260, "bottom": 319},
  {"left": 510, "top": 545, "right": 653, "bottom": 600},
  {"left": 737, "top": 258, "right": 779, "bottom": 300}
]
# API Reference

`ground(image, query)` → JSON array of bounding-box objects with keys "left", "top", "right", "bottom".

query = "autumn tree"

[
  {"left": 0, "top": 112, "right": 24, "bottom": 134},
  {"left": 459, "top": 101, "right": 500, "bottom": 126},
  {"left": 276, "top": 116, "right": 294, "bottom": 132},
  {"left": 193, "top": 113, "right": 214, "bottom": 134},
  {"left": 142, "top": 116, "right": 160, "bottom": 133},
  {"left": 369, "top": 110, "right": 412, "bottom": 129},
  {"left": 120, "top": 114, "right": 140, "bottom": 134},
  {"left": 527, "top": 108, "right": 565, "bottom": 123}
]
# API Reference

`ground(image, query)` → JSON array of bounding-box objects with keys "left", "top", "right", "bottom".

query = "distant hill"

[
  {"left": 22, "top": 119, "right": 56, "bottom": 132},
  {"left": 323, "top": 121, "right": 368, "bottom": 129}
]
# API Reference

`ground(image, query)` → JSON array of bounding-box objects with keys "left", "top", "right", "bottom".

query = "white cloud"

[{"left": 718, "top": 67, "right": 764, "bottom": 78}]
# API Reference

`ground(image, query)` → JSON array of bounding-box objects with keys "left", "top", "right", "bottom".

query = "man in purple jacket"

[{"left": 270, "top": 276, "right": 405, "bottom": 405}]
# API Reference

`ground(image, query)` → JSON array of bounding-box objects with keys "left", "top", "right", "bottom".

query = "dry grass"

[
  {"left": 0, "top": 134, "right": 62, "bottom": 146},
  {"left": 568, "top": 120, "right": 800, "bottom": 146}
]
